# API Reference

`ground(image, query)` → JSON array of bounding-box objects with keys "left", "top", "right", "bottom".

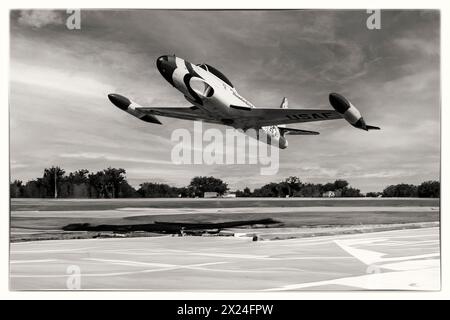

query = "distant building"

[
  {"left": 322, "top": 191, "right": 336, "bottom": 198},
  {"left": 204, "top": 192, "right": 218, "bottom": 198},
  {"left": 222, "top": 192, "right": 236, "bottom": 198}
]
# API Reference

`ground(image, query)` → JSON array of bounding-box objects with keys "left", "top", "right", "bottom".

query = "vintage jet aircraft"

[{"left": 108, "top": 55, "right": 379, "bottom": 149}]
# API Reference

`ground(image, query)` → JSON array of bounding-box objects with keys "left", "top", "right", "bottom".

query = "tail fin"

[
  {"left": 278, "top": 98, "right": 288, "bottom": 129},
  {"left": 280, "top": 97, "right": 288, "bottom": 109}
]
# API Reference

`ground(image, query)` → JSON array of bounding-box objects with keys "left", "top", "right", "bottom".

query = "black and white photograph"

[{"left": 8, "top": 9, "right": 441, "bottom": 293}]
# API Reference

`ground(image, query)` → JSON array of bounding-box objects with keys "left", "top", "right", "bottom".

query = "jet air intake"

[
  {"left": 329, "top": 93, "right": 380, "bottom": 131},
  {"left": 108, "top": 93, "right": 161, "bottom": 124}
]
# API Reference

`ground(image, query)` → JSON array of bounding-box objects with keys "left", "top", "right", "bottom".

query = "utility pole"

[{"left": 54, "top": 169, "right": 58, "bottom": 199}]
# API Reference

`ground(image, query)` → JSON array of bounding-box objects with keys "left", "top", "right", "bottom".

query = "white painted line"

[
  {"left": 82, "top": 258, "right": 176, "bottom": 268},
  {"left": 263, "top": 268, "right": 440, "bottom": 291},
  {"left": 10, "top": 259, "right": 58, "bottom": 264},
  {"left": 11, "top": 262, "right": 229, "bottom": 279},
  {"left": 11, "top": 246, "right": 103, "bottom": 254}
]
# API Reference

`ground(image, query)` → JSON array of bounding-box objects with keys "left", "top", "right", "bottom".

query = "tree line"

[
  {"left": 236, "top": 177, "right": 439, "bottom": 198},
  {"left": 10, "top": 167, "right": 440, "bottom": 198},
  {"left": 10, "top": 167, "right": 137, "bottom": 199},
  {"left": 9, "top": 167, "right": 229, "bottom": 199},
  {"left": 236, "top": 177, "right": 363, "bottom": 198}
]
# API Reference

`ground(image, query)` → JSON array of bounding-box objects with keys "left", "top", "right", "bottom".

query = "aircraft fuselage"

[{"left": 156, "top": 55, "right": 287, "bottom": 148}]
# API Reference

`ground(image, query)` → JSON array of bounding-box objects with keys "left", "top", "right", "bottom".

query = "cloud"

[
  {"left": 17, "top": 10, "right": 64, "bottom": 28},
  {"left": 11, "top": 62, "right": 114, "bottom": 98},
  {"left": 59, "top": 152, "right": 172, "bottom": 165}
]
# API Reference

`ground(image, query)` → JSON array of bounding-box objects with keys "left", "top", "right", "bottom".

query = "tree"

[
  {"left": 10, "top": 180, "right": 24, "bottom": 198},
  {"left": 322, "top": 182, "right": 336, "bottom": 192},
  {"left": 102, "top": 167, "right": 127, "bottom": 198},
  {"left": 276, "top": 181, "right": 290, "bottom": 197},
  {"left": 382, "top": 183, "right": 418, "bottom": 197},
  {"left": 341, "top": 187, "right": 362, "bottom": 197},
  {"left": 23, "top": 179, "right": 45, "bottom": 198},
  {"left": 366, "top": 192, "right": 382, "bottom": 197},
  {"left": 138, "top": 182, "right": 179, "bottom": 198},
  {"left": 188, "top": 176, "right": 228, "bottom": 197},
  {"left": 61, "top": 169, "right": 90, "bottom": 198},
  {"left": 333, "top": 179, "right": 349, "bottom": 190},
  {"left": 295, "top": 183, "right": 322, "bottom": 197},
  {"left": 284, "top": 176, "right": 303, "bottom": 197},
  {"left": 252, "top": 183, "right": 280, "bottom": 197},
  {"left": 118, "top": 181, "right": 139, "bottom": 198},
  {"left": 176, "top": 186, "right": 190, "bottom": 198},
  {"left": 68, "top": 169, "right": 89, "bottom": 184},
  {"left": 42, "top": 166, "right": 66, "bottom": 198},
  {"left": 417, "top": 181, "right": 440, "bottom": 198},
  {"left": 86, "top": 168, "right": 127, "bottom": 198},
  {"left": 242, "top": 187, "right": 252, "bottom": 197},
  {"left": 88, "top": 171, "right": 106, "bottom": 198}
]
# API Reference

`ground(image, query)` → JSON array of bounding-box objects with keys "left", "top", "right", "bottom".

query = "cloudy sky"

[{"left": 10, "top": 10, "right": 440, "bottom": 192}]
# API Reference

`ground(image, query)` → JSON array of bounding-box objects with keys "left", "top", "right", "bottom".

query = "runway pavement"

[{"left": 10, "top": 227, "right": 440, "bottom": 291}]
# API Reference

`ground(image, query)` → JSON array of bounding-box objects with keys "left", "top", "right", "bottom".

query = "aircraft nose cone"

[
  {"left": 156, "top": 55, "right": 176, "bottom": 86},
  {"left": 108, "top": 93, "right": 131, "bottom": 111},
  {"left": 329, "top": 92, "right": 350, "bottom": 114}
]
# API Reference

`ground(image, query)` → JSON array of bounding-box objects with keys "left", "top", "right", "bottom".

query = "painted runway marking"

[
  {"left": 12, "top": 246, "right": 103, "bottom": 254},
  {"left": 263, "top": 269, "right": 440, "bottom": 291},
  {"left": 334, "top": 241, "right": 438, "bottom": 265},
  {"left": 186, "top": 252, "right": 270, "bottom": 259},
  {"left": 11, "top": 261, "right": 228, "bottom": 278},
  {"left": 91, "top": 249, "right": 354, "bottom": 261},
  {"left": 263, "top": 228, "right": 440, "bottom": 291},
  {"left": 82, "top": 258, "right": 177, "bottom": 268},
  {"left": 10, "top": 259, "right": 58, "bottom": 264}
]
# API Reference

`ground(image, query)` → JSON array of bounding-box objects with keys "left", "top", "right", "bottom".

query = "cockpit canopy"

[{"left": 196, "top": 64, "right": 234, "bottom": 88}]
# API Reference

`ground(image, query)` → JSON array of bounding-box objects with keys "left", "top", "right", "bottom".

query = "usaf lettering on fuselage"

[{"left": 286, "top": 112, "right": 334, "bottom": 121}]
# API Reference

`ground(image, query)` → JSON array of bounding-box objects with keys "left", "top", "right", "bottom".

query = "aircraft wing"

[
  {"left": 136, "top": 106, "right": 222, "bottom": 124},
  {"left": 229, "top": 107, "right": 343, "bottom": 127},
  {"left": 109, "top": 92, "right": 379, "bottom": 132},
  {"left": 136, "top": 106, "right": 343, "bottom": 127}
]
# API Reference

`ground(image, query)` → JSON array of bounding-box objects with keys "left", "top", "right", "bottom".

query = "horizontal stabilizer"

[
  {"left": 366, "top": 125, "right": 380, "bottom": 130},
  {"left": 279, "top": 127, "right": 320, "bottom": 136},
  {"left": 139, "top": 114, "right": 162, "bottom": 124}
]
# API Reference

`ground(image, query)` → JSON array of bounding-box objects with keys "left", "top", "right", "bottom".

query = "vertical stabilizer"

[
  {"left": 280, "top": 97, "right": 288, "bottom": 109},
  {"left": 278, "top": 97, "right": 288, "bottom": 129}
]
